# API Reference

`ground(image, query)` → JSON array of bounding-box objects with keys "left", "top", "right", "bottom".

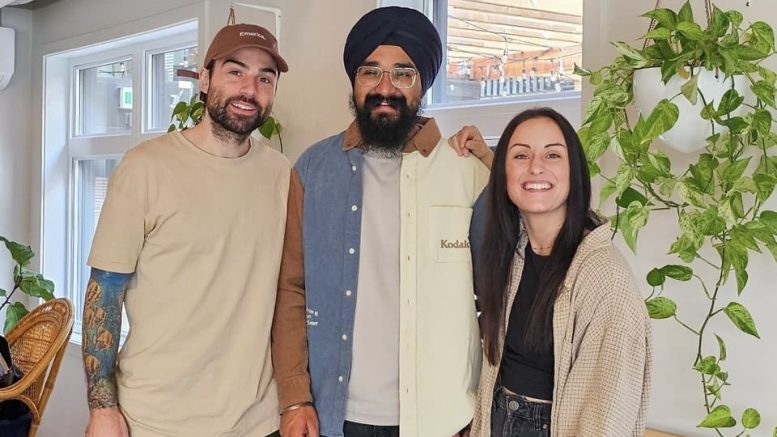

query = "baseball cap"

[{"left": 203, "top": 23, "right": 288, "bottom": 72}]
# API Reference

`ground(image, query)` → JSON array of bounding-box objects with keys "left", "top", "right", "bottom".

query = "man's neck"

[{"left": 182, "top": 117, "right": 251, "bottom": 158}]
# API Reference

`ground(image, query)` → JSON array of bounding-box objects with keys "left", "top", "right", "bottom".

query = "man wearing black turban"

[{"left": 273, "top": 7, "right": 493, "bottom": 437}]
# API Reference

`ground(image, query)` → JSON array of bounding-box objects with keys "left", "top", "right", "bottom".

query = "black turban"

[{"left": 343, "top": 6, "right": 442, "bottom": 95}]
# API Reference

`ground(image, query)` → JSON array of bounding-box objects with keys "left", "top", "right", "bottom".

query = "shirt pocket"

[{"left": 428, "top": 205, "right": 474, "bottom": 263}]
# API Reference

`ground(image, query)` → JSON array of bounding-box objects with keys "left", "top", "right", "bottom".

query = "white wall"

[
  {"left": 584, "top": 0, "right": 777, "bottom": 435},
  {"left": 0, "top": 7, "right": 33, "bottom": 329},
  {"left": 25, "top": 0, "right": 372, "bottom": 436}
]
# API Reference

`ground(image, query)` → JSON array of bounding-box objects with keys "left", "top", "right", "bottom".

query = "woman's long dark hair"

[{"left": 477, "top": 107, "right": 601, "bottom": 366}]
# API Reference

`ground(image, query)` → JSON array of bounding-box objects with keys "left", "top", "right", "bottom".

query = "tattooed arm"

[{"left": 82, "top": 268, "right": 132, "bottom": 437}]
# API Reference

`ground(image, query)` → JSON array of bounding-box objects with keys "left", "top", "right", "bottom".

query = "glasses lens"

[
  {"left": 390, "top": 68, "right": 416, "bottom": 88},
  {"left": 357, "top": 66, "right": 382, "bottom": 87}
]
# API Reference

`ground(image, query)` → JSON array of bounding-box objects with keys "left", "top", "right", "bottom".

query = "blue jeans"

[
  {"left": 490, "top": 386, "right": 552, "bottom": 437},
  {"left": 323, "top": 420, "right": 400, "bottom": 437}
]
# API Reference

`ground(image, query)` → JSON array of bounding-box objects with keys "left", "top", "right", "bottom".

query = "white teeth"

[
  {"left": 524, "top": 182, "right": 552, "bottom": 190},
  {"left": 232, "top": 102, "right": 255, "bottom": 110}
]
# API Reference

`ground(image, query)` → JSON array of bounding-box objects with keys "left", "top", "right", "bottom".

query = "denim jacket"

[{"left": 295, "top": 119, "right": 489, "bottom": 437}]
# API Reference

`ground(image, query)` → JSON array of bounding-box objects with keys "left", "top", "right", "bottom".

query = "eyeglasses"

[{"left": 356, "top": 66, "right": 418, "bottom": 89}]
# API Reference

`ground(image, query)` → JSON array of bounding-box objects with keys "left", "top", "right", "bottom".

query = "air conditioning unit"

[{"left": 0, "top": 27, "right": 15, "bottom": 91}]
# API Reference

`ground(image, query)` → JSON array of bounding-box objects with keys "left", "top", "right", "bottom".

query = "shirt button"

[
  {"left": 345, "top": 290, "right": 352, "bottom": 296},
  {"left": 351, "top": 205, "right": 358, "bottom": 212},
  {"left": 351, "top": 165, "right": 357, "bottom": 173},
  {"left": 349, "top": 248, "right": 355, "bottom": 254},
  {"left": 341, "top": 334, "right": 348, "bottom": 341},
  {"left": 338, "top": 376, "right": 344, "bottom": 382}
]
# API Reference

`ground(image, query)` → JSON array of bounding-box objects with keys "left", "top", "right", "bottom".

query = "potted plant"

[
  {"left": 576, "top": 0, "right": 775, "bottom": 435},
  {"left": 0, "top": 237, "right": 55, "bottom": 334}
]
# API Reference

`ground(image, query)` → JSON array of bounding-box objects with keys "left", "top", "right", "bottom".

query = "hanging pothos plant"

[{"left": 576, "top": 0, "right": 775, "bottom": 435}]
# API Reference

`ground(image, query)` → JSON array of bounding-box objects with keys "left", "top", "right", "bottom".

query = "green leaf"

[
  {"left": 742, "top": 408, "right": 761, "bottom": 429},
  {"left": 724, "top": 302, "right": 759, "bottom": 338},
  {"left": 589, "top": 112, "right": 612, "bottom": 135},
  {"left": 642, "top": 28, "right": 672, "bottom": 41},
  {"left": 599, "top": 180, "right": 617, "bottom": 204},
  {"left": 718, "top": 89, "right": 745, "bottom": 115},
  {"left": 643, "top": 8, "right": 678, "bottom": 30},
  {"left": 694, "top": 356, "right": 720, "bottom": 375},
  {"left": 726, "top": 11, "right": 743, "bottom": 28},
  {"left": 752, "top": 80, "right": 776, "bottom": 108},
  {"left": 19, "top": 272, "right": 56, "bottom": 301},
  {"left": 677, "top": 22, "right": 705, "bottom": 40},
  {"left": 710, "top": 6, "right": 729, "bottom": 37},
  {"left": 573, "top": 64, "right": 591, "bottom": 77},
  {"left": 751, "top": 21, "right": 775, "bottom": 52},
  {"left": 621, "top": 201, "right": 649, "bottom": 252},
  {"left": 0, "top": 236, "right": 35, "bottom": 267},
  {"left": 698, "top": 405, "right": 737, "bottom": 428},
  {"left": 647, "top": 151, "right": 672, "bottom": 176},
  {"left": 646, "top": 268, "right": 665, "bottom": 287},
  {"left": 677, "top": 1, "right": 693, "bottom": 23},
  {"left": 661, "top": 265, "right": 693, "bottom": 281},
  {"left": 258, "top": 117, "right": 276, "bottom": 140},
  {"left": 645, "top": 99, "right": 680, "bottom": 140},
  {"left": 681, "top": 74, "right": 699, "bottom": 104},
  {"left": 752, "top": 109, "right": 773, "bottom": 137},
  {"left": 0, "top": 288, "right": 5, "bottom": 297},
  {"left": 721, "top": 157, "right": 752, "bottom": 184},
  {"left": 761, "top": 211, "right": 777, "bottom": 233},
  {"left": 727, "top": 237, "right": 750, "bottom": 292},
  {"left": 616, "top": 187, "right": 649, "bottom": 208},
  {"left": 4, "top": 302, "right": 29, "bottom": 334},
  {"left": 611, "top": 41, "right": 646, "bottom": 62},
  {"left": 614, "top": 164, "right": 635, "bottom": 196},
  {"left": 715, "top": 334, "right": 727, "bottom": 361},
  {"left": 645, "top": 297, "right": 676, "bottom": 319}
]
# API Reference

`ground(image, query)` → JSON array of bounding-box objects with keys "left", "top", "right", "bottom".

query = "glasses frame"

[{"left": 355, "top": 66, "right": 418, "bottom": 89}]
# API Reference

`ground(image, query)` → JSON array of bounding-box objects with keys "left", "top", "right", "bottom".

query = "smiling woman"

[{"left": 468, "top": 107, "right": 652, "bottom": 437}]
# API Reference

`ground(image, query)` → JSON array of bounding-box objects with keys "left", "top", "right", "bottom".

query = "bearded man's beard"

[
  {"left": 207, "top": 89, "right": 270, "bottom": 144},
  {"left": 351, "top": 93, "right": 421, "bottom": 157}
]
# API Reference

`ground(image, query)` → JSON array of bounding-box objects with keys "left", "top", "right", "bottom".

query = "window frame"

[{"left": 43, "top": 22, "right": 198, "bottom": 344}]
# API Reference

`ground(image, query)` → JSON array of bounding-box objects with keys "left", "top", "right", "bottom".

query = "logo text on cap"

[{"left": 239, "top": 31, "right": 267, "bottom": 40}]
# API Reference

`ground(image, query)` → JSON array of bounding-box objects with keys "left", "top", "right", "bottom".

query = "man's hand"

[
  {"left": 85, "top": 407, "right": 129, "bottom": 437},
  {"left": 448, "top": 125, "right": 493, "bottom": 169},
  {"left": 280, "top": 405, "right": 319, "bottom": 437}
]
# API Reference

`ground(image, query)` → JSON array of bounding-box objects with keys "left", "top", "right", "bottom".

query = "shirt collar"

[{"left": 342, "top": 116, "right": 442, "bottom": 157}]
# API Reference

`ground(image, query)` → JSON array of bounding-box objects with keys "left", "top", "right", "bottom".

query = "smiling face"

[
  {"left": 505, "top": 116, "right": 570, "bottom": 225},
  {"left": 199, "top": 47, "right": 278, "bottom": 138}
]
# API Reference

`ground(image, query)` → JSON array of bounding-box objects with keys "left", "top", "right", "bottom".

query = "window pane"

[
  {"left": 435, "top": 0, "right": 583, "bottom": 105},
  {"left": 77, "top": 60, "right": 134, "bottom": 135},
  {"left": 148, "top": 47, "right": 199, "bottom": 131},
  {"left": 73, "top": 158, "right": 127, "bottom": 334}
]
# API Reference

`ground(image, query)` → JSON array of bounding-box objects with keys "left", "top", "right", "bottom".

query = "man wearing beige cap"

[{"left": 82, "top": 22, "right": 297, "bottom": 437}]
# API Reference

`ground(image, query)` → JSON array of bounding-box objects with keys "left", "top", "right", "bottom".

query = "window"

[
  {"left": 430, "top": 0, "right": 583, "bottom": 107},
  {"left": 41, "top": 21, "right": 198, "bottom": 343}
]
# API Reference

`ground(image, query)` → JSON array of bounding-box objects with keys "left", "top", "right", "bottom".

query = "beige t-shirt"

[
  {"left": 345, "top": 153, "right": 401, "bottom": 425},
  {"left": 88, "top": 131, "right": 290, "bottom": 437}
]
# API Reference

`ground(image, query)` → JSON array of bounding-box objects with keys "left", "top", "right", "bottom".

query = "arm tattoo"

[{"left": 82, "top": 268, "right": 132, "bottom": 410}]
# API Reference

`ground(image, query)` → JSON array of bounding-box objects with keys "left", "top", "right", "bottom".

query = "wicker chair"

[{"left": 0, "top": 298, "right": 74, "bottom": 437}]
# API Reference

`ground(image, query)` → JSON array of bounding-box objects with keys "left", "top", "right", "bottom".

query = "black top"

[{"left": 498, "top": 242, "right": 554, "bottom": 400}]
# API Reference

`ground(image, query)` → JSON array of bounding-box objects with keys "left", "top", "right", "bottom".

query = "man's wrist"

[{"left": 280, "top": 401, "right": 313, "bottom": 416}]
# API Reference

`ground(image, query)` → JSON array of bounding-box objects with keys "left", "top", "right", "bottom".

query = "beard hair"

[
  {"left": 350, "top": 92, "right": 421, "bottom": 158},
  {"left": 206, "top": 89, "right": 270, "bottom": 144}
]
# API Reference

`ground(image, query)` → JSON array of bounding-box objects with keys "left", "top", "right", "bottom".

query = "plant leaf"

[
  {"left": 643, "top": 28, "right": 672, "bottom": 41},
  {"left": 661, "top": 265, "right": 693, "bottom": 281},
  {"left": 677, "top": 22, "right": 705, "bottom": 40},
  {"left": 752, "top": 80, "right": 776, "bottom": 108},
  {"left": 642, "top": 8, "right": 678, "bottom": 30},
  {"left": 645, "top": 297, "right": 676, "bottom": 319},
  {"left": 698, "top": 405, "right": 737, "bottom": 428},
  {"left": 646, "top": 268, "right": 665, "bottom": 287},
  {"left": 724, "top": 302, "right": 759, "bottom": 338},
  {"left": 681, "top": 74, "right": 699, "bottom": 104},
  {"left": 715, "top": 334, "right": 727, "bottom": 361},
  {"left": 616, "top": 187, "right": 648, "bottom": 208},
  {"left": 0, "top": 236, "right": 35, "bottom": 267},
  {"left": 694, "top": 356, "right": 720, "bottom": 375},
  {"left": 4, "top": 302, "right": 29, "bottom": 334},
  {"left": 742, "top": 408, "right": 761, "bottom": 429}
]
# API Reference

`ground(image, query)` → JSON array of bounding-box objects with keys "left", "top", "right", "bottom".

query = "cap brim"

[{"left": 212, "top": 44, "right": 289, "bottom": 73}]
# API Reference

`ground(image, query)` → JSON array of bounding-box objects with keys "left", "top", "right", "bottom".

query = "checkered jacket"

[{"left": 471, "top": 223, "right": 652, "bottom": 437}]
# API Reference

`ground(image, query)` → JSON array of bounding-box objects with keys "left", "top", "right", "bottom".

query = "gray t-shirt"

[{"left": 345, "top": 152, "right": 401, "bottom": 425}]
